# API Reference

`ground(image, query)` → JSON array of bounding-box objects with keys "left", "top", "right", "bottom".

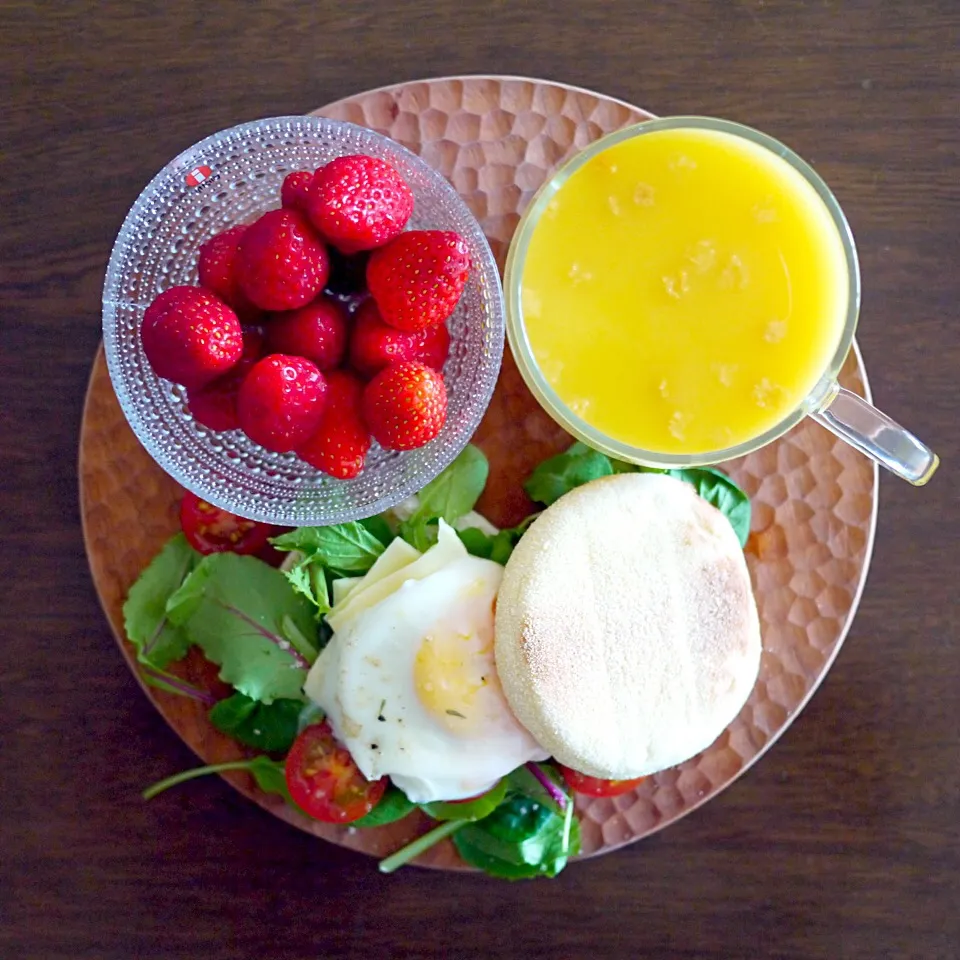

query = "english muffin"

[{"left": 494, "top": 472, "right": 761, "bottom": 779}]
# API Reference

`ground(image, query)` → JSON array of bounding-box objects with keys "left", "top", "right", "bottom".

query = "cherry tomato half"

[
  {"left": 179, "top": 492, "right": 273, "bottom": 556},
  {"left": 285, "top": 721, "right": 387, "bottom": 824},
  {"left": 558, "top": 765, "right": 647, "bottom": 798}
]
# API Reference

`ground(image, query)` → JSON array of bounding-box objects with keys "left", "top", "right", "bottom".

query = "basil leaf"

[
  {"left": 271, "top": 522, "right": 385, "bottom": 574},
  {"left": 123, "top": 533, "right": 199, "bottom": 670},
  {"left": 415, "top": 445, "right": 489, "bottom": 524},
  {"left": 353, "top": 784, "right": 416, "bottom": 827},
  {"left": 524, "top": 441, "right": 614, "bottom": 505},
  {"left": 666, "top": 467, "right": 751, "bottom": 547},
  {"left": 166, "top": 553, "right": 317, "bottom": 704},
  {"left": 420, "top": 778, "right": 508, "bottom": 822},
  {"left": 209, "top": 693, "right": 303, "bottom": 753}
]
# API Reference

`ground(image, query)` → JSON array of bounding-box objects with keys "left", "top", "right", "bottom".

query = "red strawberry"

[
  {"left": 307, "top": 155, "right": 414, "bottom": 253},
  {"left": 237, "top": 209, "right": 330, "bottom": 312},
  {"left": 367, "top": 230, "right": 470, "bottom": 332},
  {"left": 297, "top": 370, "right": 371, "bottom": 479},
  {"left": 141, "top": 286, "right": 242, "bottom": 389},
  {"left": 187, "top": 328, "right": 265, "bottom": 431},
  {"left": 197, "top": 226, "right": 261, "bottom": 320},
  {"left": 265, "top": 298, "right": 348, "bottom": 371},
  {"left": 237, "top": 354, "right": 328, "bottom": 452},
  {"left": 362, "top": 361, "right": 447, "bottom": 451},
  {"left": 281, "top": 170, "right": 315, "bottom": 211},
  {"left": 348, "top": 299, "right": 450, "bottom": 378}
]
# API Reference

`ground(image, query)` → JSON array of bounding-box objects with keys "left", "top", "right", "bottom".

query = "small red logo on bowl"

[{"left": 185, "top": 165, "right": 213, "bottom": 187}]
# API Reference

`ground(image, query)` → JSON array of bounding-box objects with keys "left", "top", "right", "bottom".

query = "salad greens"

[
  {"left": 279, "top": 551, "right": 331, "bottom": 617},
  {"left": 143, "top": 755, "right": 293, "bottom": 805},
  {"left": 209, "top": 693, "right": 303, "bottom": 754},
  {"left": 165, "top": 552, "right": 318, "bottom": 703},
  {"left": 668, "top": 466, "right": 751, "bottom": 547},
  {"left": 398, "top": 445, "right": 491, "bottom": 551},
  {"left": 408, "top": 444, "right": 489, "bottom": 525},
  {"left": 524, "top": 440, "right": 751, "bottom": 547},
  {"left": 523, "top": 441, "right": 617, "bottom": 505},
  {"left": 352, "top": 784, "right": 417, "bottom": 827},
  {"left": 123, "top": 533, "right": 199, "bottom": 671},
  {"left": 128, "top": 437, "right": 750, "bottom": 881},
  {"left": 457, "top": 513, "right": 539, "bottom": 566},
  {"left": 271, "top": 521, "right": 385, "bottom": 574},
  {"left": 376, "top": 763, "right": 578, "bottom": 878},
  {"left": 421, "top": 778, "right": 508, "bottom": 822}
]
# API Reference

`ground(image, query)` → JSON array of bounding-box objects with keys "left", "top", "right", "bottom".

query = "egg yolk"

[{"left": 414, "top": 629, "right": 500, "bottom": 735}]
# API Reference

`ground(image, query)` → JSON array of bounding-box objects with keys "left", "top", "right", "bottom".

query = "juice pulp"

[{"left": 519, "top": 127, "right": 850, "bottom": 455}]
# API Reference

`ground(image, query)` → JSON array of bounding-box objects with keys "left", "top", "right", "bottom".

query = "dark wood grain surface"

[{"left": 2, "top": 2, "right": 958, "bottom": 958}]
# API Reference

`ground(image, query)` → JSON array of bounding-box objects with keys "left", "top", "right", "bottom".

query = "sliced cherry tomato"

[
  {"left": 179, "top": 492, "right": 273, "bottom": 556},
  {"left": 558, "top": 764, "right": 646, "bottom": 798},
  {"left": 285, "top": 721, "right": 387, "bottom": 824}
]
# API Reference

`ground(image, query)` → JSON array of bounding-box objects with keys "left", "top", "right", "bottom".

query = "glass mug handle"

[{"left": 810, "top": 384, "right": 939, "bottom": 485}]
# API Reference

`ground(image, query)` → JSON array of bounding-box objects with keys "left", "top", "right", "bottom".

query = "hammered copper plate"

[{"left": 80, "top": 76, "right": 878, "bottom": 870}]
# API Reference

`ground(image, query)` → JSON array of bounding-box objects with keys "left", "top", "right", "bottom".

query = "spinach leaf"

[
  {"left": 209, "top": 693, "right": 303, "bottom": 753},
  {"left": 123, "top": 533, "right": 199, "bottom": 670},
  {"left": 271, "top": 522, "right": 385, "bottom": 574},
  {"left": 398, "top": 515, "right": 437, "bottom": 553},
  {"left": 457, "top": 513, "right": 539, "bottom": 566},
  {"left": 453, "top": 792, "right": 581, "bottom": 880},
  {"left": 524, "top": 441, "right": 614, "bottom": 505},
  {"left": 523, "top": 441, "right": 751, "bottom": 547},
  {"left": 665, "top": 466, "right": 751, "bottom": 547},
  {"left": 420, "top": 778, "right": 508, "bottom": 822},
  {"left": 415, "top": 444, "right": 489, "bottom": 524},
  {"left": 353, "top": 784, "right": 417, "bottom": 827},
  {"left": 166, "top": 553, "right": 317, "bottom": 704},
  {"left": 143, "top": 755, "right": 295, "bottom": 807},
  {"left": 359, "top": 514, "right": 396, "bottom": 548}
]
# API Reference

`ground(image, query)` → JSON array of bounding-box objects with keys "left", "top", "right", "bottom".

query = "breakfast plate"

[{"left": 80, "top": 76, "right": 878, "bottom": 869}]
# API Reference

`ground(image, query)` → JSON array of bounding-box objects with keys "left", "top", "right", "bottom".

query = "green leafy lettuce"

[
  {"left": 271, "top": 522, "right": 386, "bottom": 574},
  {"left": 377, "top": 764, "right": 578, "bottom": 879},
  {"left": 352, "top": 784, "right": 417, "bottom": 827},
  {"left": 523, "top": 441, "right": 615, "bottom": 506},
  {"left": 123, "top": 533, "right": 199, "bottom": 670},
  {"left": 456, "top": 513, "right": 539, "bottom": 566},
  {"left": 209, "top": 693, "right": 303, "bottom": 753},
  {"left": 523, "top": 441, "right": 751, "bottom": 547},
  {"left": 166, "top": 552, "right": 318, "bottom": 704},
  {"left": 398, "top": 444, "right": 490, "bottom": 549}
]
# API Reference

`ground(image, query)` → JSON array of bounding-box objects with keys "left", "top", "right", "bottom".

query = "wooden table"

[{"left": 3, "top": 2, "right": 957, "bottom": 958}]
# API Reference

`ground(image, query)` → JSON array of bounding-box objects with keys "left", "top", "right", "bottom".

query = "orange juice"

[{"left": 519, "top": 126, "right": 850, "bottom": 454}]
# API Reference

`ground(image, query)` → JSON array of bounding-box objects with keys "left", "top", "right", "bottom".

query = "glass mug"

[{"left": 504, "top": 117, "right": 939, "bottom": 485}]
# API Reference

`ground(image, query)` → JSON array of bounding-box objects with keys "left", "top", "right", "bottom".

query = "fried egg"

[{"left": 304, "top": 521, "right": 547, "bottom": 803}]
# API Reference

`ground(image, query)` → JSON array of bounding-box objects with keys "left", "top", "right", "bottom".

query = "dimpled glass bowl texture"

[{"left": 102, "top": 116, "right": 505, "bottom": 524}]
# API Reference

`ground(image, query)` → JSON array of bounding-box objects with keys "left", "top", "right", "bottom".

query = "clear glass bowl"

[{"left": 103, "top": 116, "right": 505, "bottom": 524}]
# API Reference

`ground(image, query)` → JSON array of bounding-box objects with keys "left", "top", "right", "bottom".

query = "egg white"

[{"left": 304, "top": 533, "right": 546, "bottom": 803}]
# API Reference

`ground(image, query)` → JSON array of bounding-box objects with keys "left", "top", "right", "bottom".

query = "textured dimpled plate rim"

[
  {"left": 82, "top": 77, "right": 878, "bottom": 871},
  {"left": 102, "top": 115, "right": 504, "bottom": 525}
]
